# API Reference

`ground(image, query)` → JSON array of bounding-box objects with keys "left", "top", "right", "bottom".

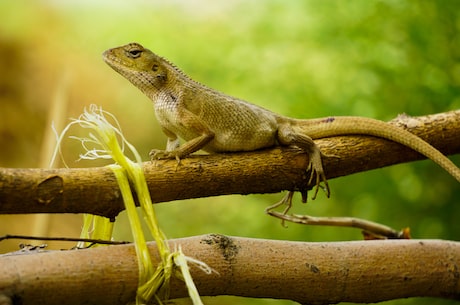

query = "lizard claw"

[
  {"left": 307, "top": 165, "right": 330, "bottom": 200},
  {"left": 149, "top": 149, "right": 168, "bottom": 160},
  {"left": 306, "top": 151, "right": 330, "bottom": 200},
  {"left": 149, "top": 149, "right": 181, "bottom": 163}
]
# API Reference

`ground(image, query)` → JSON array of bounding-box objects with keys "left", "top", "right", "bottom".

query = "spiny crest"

[{"left": 155, "top": 53, "right": 209, "bottom": 89}]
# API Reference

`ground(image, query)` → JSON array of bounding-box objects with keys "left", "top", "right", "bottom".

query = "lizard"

[{"left": 102, "top": 42, "right": 460, "bottom": 215}]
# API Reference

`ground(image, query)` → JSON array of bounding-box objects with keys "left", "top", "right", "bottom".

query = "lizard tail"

[{"left": 296, "top": 116, "right": 460, "bottom": 183}]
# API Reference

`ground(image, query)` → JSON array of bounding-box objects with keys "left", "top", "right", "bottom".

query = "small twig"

[
  {"left": 0, "top": 234, "right": 130, "bottom": 245},
  {"left": 265, "top": 211, "right": 410, "bottom": 239}
]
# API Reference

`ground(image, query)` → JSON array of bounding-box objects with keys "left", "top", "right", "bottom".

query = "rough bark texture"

[
  {"left": 0, "top": 110, "right": 459, "bottom": 218},
  {"left": 0, "top": 235, "right": 459, "bottom": 305}
]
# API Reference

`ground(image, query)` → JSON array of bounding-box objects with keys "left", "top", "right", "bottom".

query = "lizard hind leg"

[
  {"left": 307, "top": 148, "right": 331, "bottom": 200},
  {"left": 277, "top": 124, "right": 331, "bottom": 200}
]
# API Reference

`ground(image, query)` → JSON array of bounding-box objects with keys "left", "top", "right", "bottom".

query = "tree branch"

[
  {"left": 0, "top": 235, "right": 459, "bottom": 304},
  {"left": 0, "top": 110, "right": 459, "bottom": 218}
]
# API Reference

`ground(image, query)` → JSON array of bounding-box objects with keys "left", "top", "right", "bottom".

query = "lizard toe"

[{"left": 149, "top": 149, "right": 172, "bottom": 160}]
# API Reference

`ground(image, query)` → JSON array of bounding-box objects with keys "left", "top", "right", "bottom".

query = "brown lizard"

[{"left": 102, "top": 42, "right": 460, "bottom": 213}]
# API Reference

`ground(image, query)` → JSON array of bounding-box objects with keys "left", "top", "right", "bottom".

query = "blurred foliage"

[{"left": 0, "top": 1, "right": 459, "bottom": 304}]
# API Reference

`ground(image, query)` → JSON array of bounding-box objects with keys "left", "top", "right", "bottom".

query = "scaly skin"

[{"left": 102, "top": 42, "right": 460, "bottom": 209}]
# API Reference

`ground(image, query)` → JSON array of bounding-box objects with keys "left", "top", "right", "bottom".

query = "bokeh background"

[{"left": 1, "top": 1, "right": 460, "bottom": 304}]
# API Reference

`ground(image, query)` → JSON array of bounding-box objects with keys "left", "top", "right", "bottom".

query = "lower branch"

[{"left": 1, "top": 235, "right": 459, "bottom": 305}]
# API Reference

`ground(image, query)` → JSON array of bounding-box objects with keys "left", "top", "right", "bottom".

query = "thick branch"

[
  {"left": 0, "top": 235, "right": 459, "bottom": 304},
  {"left": 0, "top": 110, "right": 459, "bottom": 218}
]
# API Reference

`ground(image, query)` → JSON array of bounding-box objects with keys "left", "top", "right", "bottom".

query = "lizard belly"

[
  {"left": 159, "top": 114, "right": 278, "bottom": 153},
  {"left": 200, "top": 102, "right": 279, "bottom": 152},
  {"left": 207, "top": 124, "right": 278, "bottom": 152}
]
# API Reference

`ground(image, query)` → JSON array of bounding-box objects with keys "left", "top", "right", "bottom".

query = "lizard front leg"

[
  {"left": 150, "top": 133, "right": 215, "bottom": 162},
  {"left": 150, "top": 118, "right": 215, "bottom": 162}
]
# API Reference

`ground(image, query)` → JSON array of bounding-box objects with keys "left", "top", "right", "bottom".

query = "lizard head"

[{"left": 102, "top": 43, "right": 168, "bottom": 97}]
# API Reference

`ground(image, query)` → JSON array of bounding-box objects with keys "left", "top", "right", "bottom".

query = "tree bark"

[
  {"left": 0, "top": 235, "right": 459, "bottom": 305},
  {"left": 0, "top": 110, "right": 459, "bottom": 218}
]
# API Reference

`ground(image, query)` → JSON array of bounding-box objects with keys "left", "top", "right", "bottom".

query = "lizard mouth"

[
  {"left": 103, "top": 50, "right": 132, "bottom": 72},
  {"left": 102, "top": 49, "right": 117, "bottom": 65}
]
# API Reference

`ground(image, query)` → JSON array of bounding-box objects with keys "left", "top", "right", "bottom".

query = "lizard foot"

[
  {"left": 149, "top": 149, "right": 181, "bottom": 164},
  {"left": 307, "top": 150, "right": 330, "bottom": 200},
  {"left": 265, "top": 149, "right": 330, "bottom": 226}
]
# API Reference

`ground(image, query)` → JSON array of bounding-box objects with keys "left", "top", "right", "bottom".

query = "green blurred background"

[{"left": 1, "top": 1, "right": 459, "bottom": 304}]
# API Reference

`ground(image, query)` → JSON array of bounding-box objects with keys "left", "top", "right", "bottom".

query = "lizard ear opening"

[{"left": 151, "top": 64, "right": 167, "bottom": 82}]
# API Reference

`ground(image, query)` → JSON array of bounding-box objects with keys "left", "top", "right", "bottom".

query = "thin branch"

[
  {"left": 0, "top": 235, "right": 459, "bottom": 304},
  {"left": 0, "top": 110, "right": 459, "bottom": 218},
  {"left": 0, "top": 234, "right": 129, "bottom": 246},
  {"left": 266, "top": 210, "right": 411, "bottom": 239}
]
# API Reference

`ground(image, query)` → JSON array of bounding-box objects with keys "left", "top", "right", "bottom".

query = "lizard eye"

[
  {"left": 152, "top": 64, "right": 159, "bottom": 72},
  {"left": 126, "top": 49, "right": 142, "bottom": 58}
]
